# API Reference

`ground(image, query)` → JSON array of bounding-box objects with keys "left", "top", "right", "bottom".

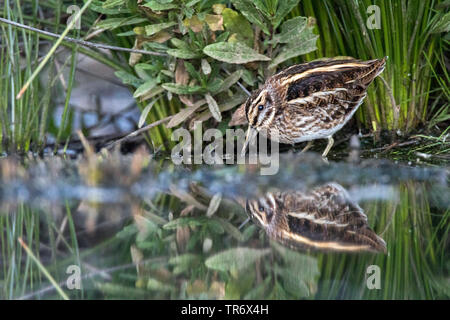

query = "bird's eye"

[
  {"left": 259, "top": 206, "right": 264, "bottom": 212},
  {"left": 258, "top": 105, "right": 264, "bottom": 111}
]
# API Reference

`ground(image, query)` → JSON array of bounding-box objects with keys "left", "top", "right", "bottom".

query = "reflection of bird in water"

[{"left": 245, "top": 183, "right": 386, "bottom": 253}]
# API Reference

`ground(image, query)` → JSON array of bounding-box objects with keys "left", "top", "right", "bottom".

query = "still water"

[{"left": 0, "top": 152, "right": 448, "bottom": 299}]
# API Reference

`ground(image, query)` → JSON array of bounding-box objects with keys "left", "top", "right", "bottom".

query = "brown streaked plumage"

[
  {"left": 242, "top": 57, "right": 387, "bottom": 157},
  {"left": 245, "top": 183, "right": 387, "bottom": 253}
]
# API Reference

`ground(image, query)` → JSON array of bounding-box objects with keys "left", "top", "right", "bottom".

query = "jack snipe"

[
  {"left": 242, "top": 57, "right": 387, "bottom": 157},
  {"left": 245, "top": 183, "right": 387, "bottom": 253}
]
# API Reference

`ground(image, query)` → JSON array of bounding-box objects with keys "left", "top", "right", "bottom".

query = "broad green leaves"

[
  {"left": 271, "top": 0, "right": 301, "bottom": 28},
  {"left": 222, "top": 8, "right": 254, "bottom": 47},
  {"left": 102, "top": 0, "right": 125, "bottom": 9},
  {"left": 96, "top": 16, "right": 148, "bottom": 30},
  {"left": 105, "top": 0, "right": 318, "bottom": 131},
  {"left": 133, "top": 78, "right": 158, "bottom": 98},
  {"left": 231, "top": 0, "right": 301, "bottom": 32},
  {"left": 231, "top": 0, "right": 269, "bottom": 35},
  {"left": 269, "top": 17, "right": 319, "bottom": 68},
  {"left": 213, "top": 70, "right": 244, "bottom": 94},
  {"left": 270, "top": 16, "right": 309, "bottom": 44},
  {"left": 203, "top": 42, "right": 270, "bottom": 64},
  {"left": 145, "top": 22, "right": 177, "bottom": 36},
  {"left": 167, "top": 48, "right": 201, "bottom": 59},
  {"left": 142, "top": 1, "right": 179, "bottom": 11}
]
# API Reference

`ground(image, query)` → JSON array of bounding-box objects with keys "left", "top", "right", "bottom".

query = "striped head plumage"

[
  {"left": 242, "top": 57, "right": 387, "bottom": 157},
  {"left": 245, "top": 183, "right": 387, "bottom": 253}
]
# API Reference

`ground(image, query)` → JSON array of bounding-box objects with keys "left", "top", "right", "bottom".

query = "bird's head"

[
  {"left": 245, "top": 193, "right": 278, "bottom": 228},
  {"left": 242, "top": 86, "right": 278, "bottom": 155}
]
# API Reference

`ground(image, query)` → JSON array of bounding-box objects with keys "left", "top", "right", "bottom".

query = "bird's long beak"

[{"left": 241, "top": 127, "right": 258, "bottom": 157}]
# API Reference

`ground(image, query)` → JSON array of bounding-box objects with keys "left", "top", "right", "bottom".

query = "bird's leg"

[
  {"left": 322, "top": 136, "right": 334, "bottom": 157},
  {"left": 300, "top": 141, "right": 314, "bottom": 153}
]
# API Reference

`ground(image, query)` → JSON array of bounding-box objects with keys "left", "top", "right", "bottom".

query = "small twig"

[
  {"left": 104, "top": 116, "right": 173, "bottom": 150},
  {"left": 0, "top": 17, "right": 168, "bottom": 58}
]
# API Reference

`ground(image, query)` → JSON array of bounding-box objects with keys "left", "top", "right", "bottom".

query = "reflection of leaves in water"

[
  {"left": 205, "top": 245, "right": 320, "bottom": 299},
  {"left": 205, "top": 247, "right": 270, "bottom": 273}
]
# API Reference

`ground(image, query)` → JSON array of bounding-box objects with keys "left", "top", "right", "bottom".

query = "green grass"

[{"left": 295, "top": 0, "right": 448, "bottom": 133}]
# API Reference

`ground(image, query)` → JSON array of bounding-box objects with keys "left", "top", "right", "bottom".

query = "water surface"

[{"left": 0, "top": 152, "right": 448, "bottom": 299}]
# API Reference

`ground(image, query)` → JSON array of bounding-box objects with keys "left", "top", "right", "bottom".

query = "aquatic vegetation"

[
  {"left": 296, "top": 0, "right": 449, "bottom": 132},
  {"left": 0, "top": 0, "right": 448, "bottom": 303},
  {"left": 0, "top": 153, "right": 448, "bottom": 299}
]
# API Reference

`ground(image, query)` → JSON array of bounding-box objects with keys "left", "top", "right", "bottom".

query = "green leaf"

[
  {"left": 201, "top": 59, "right": 211, "bottom": 75},
  {"left": 215, "top": 31, "right": 230, "bottom": 43},
  {"left": 168, "top": 253, "right": 201, "bottom": 269},
  {"left": 431, "top": 11, "right": 450, "bottom": 33},
  {"left": 205, "top": 93, "right": 222, "bottom": 122},
  {"left": 270, "top": 16, "right": 308, "bottom": 44},
  {"left": 203, "top": 42, "right": 270, "bottom": 64},
  {"left": 241, "top": 69, "right": 255, "bottom": 86},
  {"left": 186, "top": 0, "right": 202, "bottom": 7},
  {"left": 162, "top": 83, "right": 203, "bottom": 94},
  {"left": 183, "top": 61, "right": 201, "bottom": 81},
  {"left": 213, "top": 70, "right": 244, "bottom": 94},
  {"left": 102, "top": 0, "right": 125, "bottom": 9},
  {"left": 243, "top": 275, "right": 271, "bottom": 299},
  {"left": 114, "top": 71, "right": 143, "bottom": 87},
  {"left": 205, "top": 247, "right": 270, "bottom": 272},
  {"left": 231, "top": 0, "right": 269, "bottom": 34},
  {"left": 143, "top": 0, "right": 178, "bottom": 11},
  {"left": 96, "top": 16, "right": 148, "bottom": 30},
  {"left": 145, "top": 22, "right": 177, "bottom": 36},
  {"left": 170, "top": 38, "right": 190, "bottom": 49},
  {"left": 193, "top": 93, "right": 247, "bottom": 123},
  {"left": 115, "top": 224, "right": 138, "bottom": 239},
  {"left": 206, "top": 78, "right": 222, "bottom": 93},
  {"left": 138, "top": 99, "right": 158, "bottom": 128},
  {"left": 206, "top": 193, "right": 222, "bottom": 217},
  {"left": 133, "top": 78, "right": 158, "bottom": 98},
  {"left": 167, "top": 48, "right": 201, "bottom": 59},
  {"left": 272, "top": 0, "right": 300, "bottom": 28},
  {"left": 269, "top": 34, "right": 318, "bottom": 68},
  {"left": 252, "top": 0, "right": 270, "bottom": 16},
  {"left": 140, "top": 86, "right": 165, "bottom": 101},
  {"left": 90, "top": 1, "right": 132, "bottom": 14},
  {"left": 166, "top": 99, "right": 206, "bottom": 128},
  {"left": 163, "top": 216, "right": 212, "bottom": 229},
  {"left": 224, "top": 268, "right": 255, "bottom": 299},
  {"left": 222, "top": 8, "right": 253, "bottom": 47},
  {"left": 214, "top": 218, "right": 244, "bottom": 241},
  {"left": 277, "top": 267, "right": 311, "bottom": 298},
  {"left": 271, "top": 242, "right": 319, "bottom": 281},
  {"left": 147, "top": 278, "right": 175, "bottom": 292}
]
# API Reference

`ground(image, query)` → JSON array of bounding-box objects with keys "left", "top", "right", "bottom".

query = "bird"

[
  {"left": 242, "top": 57, "right": 387, "bottom": 157},
  {"left": 245, "top": 183, "right": 387, "bottom": 253}
]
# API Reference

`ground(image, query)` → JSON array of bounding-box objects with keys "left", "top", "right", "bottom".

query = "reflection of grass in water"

[
  {"left": 316, "top": 182, "right": 449, "bottom": 299},
  {"left": 0, "top": 204, "right": 85, "bottom": 299},
  {"left": 1, "top": 182, "right": 448, "bottom": 299}
]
